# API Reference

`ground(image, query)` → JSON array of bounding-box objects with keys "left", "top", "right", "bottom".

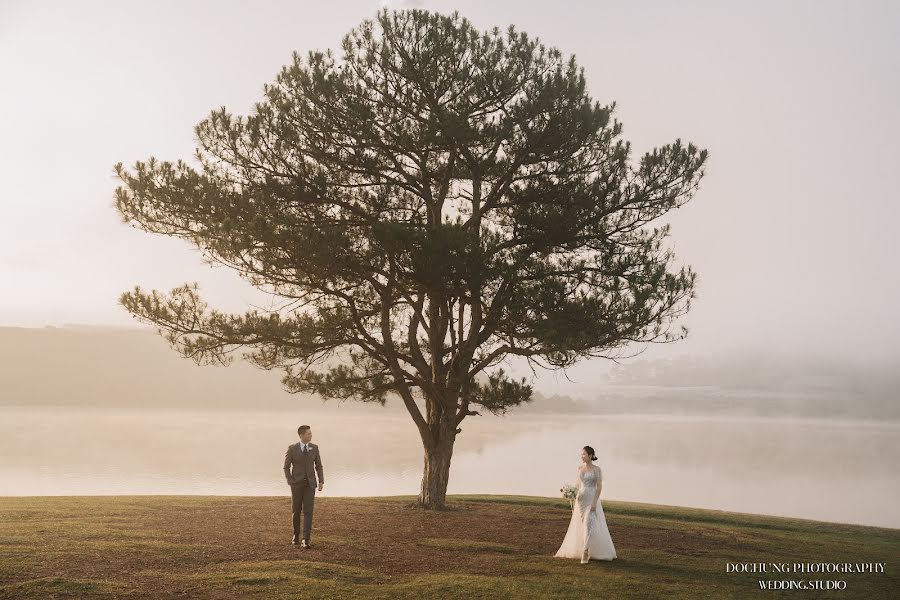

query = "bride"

[{"left": 555, "top": 445, "right": 617, "bottom": 563}]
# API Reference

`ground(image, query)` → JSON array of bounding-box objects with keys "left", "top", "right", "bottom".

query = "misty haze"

[{"left": 1, "top": 325, "right": 897, "bottom": 528}]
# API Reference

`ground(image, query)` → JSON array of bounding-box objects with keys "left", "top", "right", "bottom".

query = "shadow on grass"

[{"left": 417, "top": 538, "right": 518, "bottom": 554}]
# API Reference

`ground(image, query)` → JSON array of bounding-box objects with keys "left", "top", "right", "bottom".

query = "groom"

[{"left": 283, "top": 425, "right": 324, "bottom": 548}]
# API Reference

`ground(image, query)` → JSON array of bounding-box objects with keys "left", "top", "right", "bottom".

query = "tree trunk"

[{"left": 418, "top": 425, "right": 456, "bottom": 509}]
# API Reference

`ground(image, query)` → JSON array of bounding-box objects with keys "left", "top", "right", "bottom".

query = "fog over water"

[
  {"left": 2, "top": 405, "right": 897, "bottom": 529},
  {"left": 1, "top": 326, "right": 899, "bottom": 528}
]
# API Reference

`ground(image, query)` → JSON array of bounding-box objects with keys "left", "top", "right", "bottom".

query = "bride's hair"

[{"left": 583, "top": 446, "right": 597, "bottom": 461}]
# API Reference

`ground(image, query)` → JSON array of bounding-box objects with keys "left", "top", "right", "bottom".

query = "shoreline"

[{"left": 0, "top": 494, "right": 896, "bottom": 532}]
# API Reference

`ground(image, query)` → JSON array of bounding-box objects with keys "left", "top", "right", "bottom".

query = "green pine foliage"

[{"left": 113, "top": 9, "right": 708, "bottom": 506}]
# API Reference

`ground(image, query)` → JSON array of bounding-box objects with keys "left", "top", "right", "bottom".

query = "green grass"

[
  {"left": 0, "top": 577, "right": 127, "bottom": 598},
  {"left": 0, "top": 495, "right": 896, "bottom": 599}
]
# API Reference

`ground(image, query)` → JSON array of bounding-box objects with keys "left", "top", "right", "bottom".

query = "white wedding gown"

[{"left": 555, "top": 466, "right": 617, "bottom": 561}]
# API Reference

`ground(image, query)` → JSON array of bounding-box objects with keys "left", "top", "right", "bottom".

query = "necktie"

[{"left": 302, "top": 444, "right": 308, "bottom": 454}]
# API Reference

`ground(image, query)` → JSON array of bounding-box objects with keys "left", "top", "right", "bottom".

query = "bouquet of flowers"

[{"left": 560, "top": 484, "right": 578, "bottom": 508}]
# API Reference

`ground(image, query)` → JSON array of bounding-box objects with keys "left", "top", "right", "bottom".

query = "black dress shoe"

[{"left": 291, "top": 534, "right": 300, "bottom": 545}]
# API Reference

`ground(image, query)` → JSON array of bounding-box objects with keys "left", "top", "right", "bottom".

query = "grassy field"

[{"left": 0, "top": 495, "right": 896, "bottom": 599}]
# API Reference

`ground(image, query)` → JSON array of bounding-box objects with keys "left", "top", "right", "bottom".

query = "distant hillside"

[
  {"left": 1, "top": 326, "right": 896, "bottom": 419},
  {"left": 603, "top": 351, "right": 900, "bottom": 393},
  {"left": 0, "top": 326, "right": 583, "bottom": 413},
  {"left": 0, "top": 325, "right": 302, "bottom": 410}
]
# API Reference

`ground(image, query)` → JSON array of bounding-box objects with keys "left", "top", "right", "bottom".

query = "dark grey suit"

[{"left": 283, "top": 442, "right": 324, "bottom": 540}]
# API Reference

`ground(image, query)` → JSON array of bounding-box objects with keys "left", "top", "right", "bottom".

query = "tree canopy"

[{"left": 114, "top": 9, "right": 708, "bottom": 507}]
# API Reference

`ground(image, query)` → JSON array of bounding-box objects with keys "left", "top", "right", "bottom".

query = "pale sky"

[{"left": 1, "top": 0, "right": 898, "bottom": 387}]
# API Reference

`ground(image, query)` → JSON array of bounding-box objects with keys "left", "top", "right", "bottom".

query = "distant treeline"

[{"left": 604, "top": 352, "right": 900, "bottom": 393}]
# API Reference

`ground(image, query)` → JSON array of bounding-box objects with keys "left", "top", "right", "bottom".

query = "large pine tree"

[{"left": 114, "top": 9, "right": 708, "bottom": 508}]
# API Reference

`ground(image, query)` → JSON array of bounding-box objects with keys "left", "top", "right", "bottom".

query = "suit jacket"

[{"left": 283, "top": 442, "right": 324, "bottom": 486}]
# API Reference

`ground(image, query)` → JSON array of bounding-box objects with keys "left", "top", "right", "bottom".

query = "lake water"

[{"left": 1, "top": 407, "right": 897, "bottom": 528}]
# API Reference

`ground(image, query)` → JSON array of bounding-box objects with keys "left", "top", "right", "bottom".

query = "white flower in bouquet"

[{"left": 560, "top": 484, "right": 578, "bottom": 507}]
